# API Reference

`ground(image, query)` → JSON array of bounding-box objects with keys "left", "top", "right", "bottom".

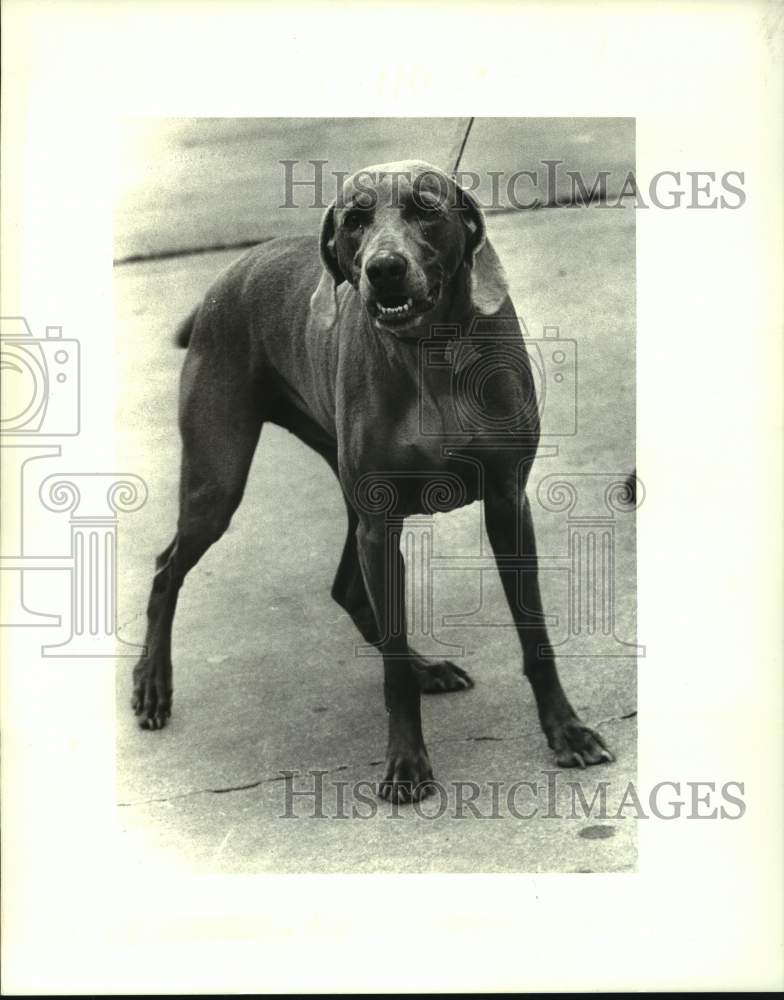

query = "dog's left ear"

[
  {"left": 310, "top": 201, "right": 345, "bottom": 330},
  {"left": 458, "top": 187, "right": 510, "bottom": 315}
]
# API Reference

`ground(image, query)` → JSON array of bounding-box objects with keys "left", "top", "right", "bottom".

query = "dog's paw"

[
  {"left": 411, "top": 655, "right": 474, "bottom": 694},
  {"left": 548, "top": 718, "right": 614, "bottom": 768},
  {"left": 131, "top": 660, "right": 172, "bottom": 731},
  {"left": 378, "top": 749, "right": 435, "bottom": 803}
]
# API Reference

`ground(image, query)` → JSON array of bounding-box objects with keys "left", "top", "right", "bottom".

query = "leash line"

[{"left": 451, "top": 117, "right": 475, "bottom": 174}]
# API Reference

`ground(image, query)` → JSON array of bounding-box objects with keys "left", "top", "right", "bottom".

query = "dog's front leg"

[
  {"left": 484, "top": 483, "right": 614, "bottom": 768},
  {"left": 355, "top": 514, "right": 435, "bottom": 802}
]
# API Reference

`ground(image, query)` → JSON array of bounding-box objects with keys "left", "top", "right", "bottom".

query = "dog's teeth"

[{"left": 377, "top": 298, "right": 416, "bottom": 319}]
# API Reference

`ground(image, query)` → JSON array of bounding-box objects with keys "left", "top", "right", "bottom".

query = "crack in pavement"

[
  {"left": 113, "top": 235, "right": 274, "bottom": 267},
  {"left": 594, "top": 710, "right": 637, "bottom": 727},
  {"left": 117, "top": 709, "right": 636, "bottom": 808}
]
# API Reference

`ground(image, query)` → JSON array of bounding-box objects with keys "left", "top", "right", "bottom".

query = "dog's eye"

[
  {"left": 413, "top": 197, "right": 445, "bottom": 220},
  {"left": 344, "top": 210, "right": 368, "bottom": 231}
]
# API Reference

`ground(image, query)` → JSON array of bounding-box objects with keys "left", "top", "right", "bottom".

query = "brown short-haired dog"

[{"left": 133, "top": 161, "right": 613, "bottom": 802}]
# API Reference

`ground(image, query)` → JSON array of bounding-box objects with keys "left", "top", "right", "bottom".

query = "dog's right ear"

[{"left": 310, "top": 202, "right": 344, "bottom": 331}]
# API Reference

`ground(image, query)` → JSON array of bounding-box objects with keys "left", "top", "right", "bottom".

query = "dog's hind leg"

[
  {"left": 331, "top": 501, "right": 385, "bottom": 645},
  {"left": 331, "top": 500, "right": 473, "bottom": 694},
  {"left": 266, "top": 403, "right": 473, "bottom": 696},
  {"left": 132, "top": 339, "right": 264, "bottom": 730}
]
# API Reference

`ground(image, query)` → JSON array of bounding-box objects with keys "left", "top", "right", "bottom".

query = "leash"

[{"left": 450, "top": 117, "right": 475, "bottom": 174}]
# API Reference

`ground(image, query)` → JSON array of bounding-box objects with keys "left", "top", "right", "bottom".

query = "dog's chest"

[
  {"left": 351, "top": 438, "right": 482, "bottom": 518},
  {"left": 341, "top": 361, "right": 485, "bottom": 516}
]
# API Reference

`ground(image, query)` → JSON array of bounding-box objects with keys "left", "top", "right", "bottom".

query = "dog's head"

[{"left": 310, "top": 160, "right": 508, "bottom": 335}]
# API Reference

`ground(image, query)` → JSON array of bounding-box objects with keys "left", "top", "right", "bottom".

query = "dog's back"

[{"left": 174, "top": 235, "right": 320, "bottom": 350}]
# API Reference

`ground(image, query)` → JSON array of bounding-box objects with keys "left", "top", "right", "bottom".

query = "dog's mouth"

[{"left": 369, "top": 286, "right": 440, "bottom": 331}]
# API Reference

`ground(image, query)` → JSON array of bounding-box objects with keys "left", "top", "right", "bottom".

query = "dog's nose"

[{"left": 366, "top": 252, "right": 408, "bottom": 289}]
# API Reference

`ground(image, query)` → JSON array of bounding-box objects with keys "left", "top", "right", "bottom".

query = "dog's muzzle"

[{"left": 364, "top": 251, "right": 440, "bottom": 331}]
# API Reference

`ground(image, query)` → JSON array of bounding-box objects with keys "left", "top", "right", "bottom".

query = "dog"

[{"left": 132, "top": 160, "right": 613, "bottom": 802}]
